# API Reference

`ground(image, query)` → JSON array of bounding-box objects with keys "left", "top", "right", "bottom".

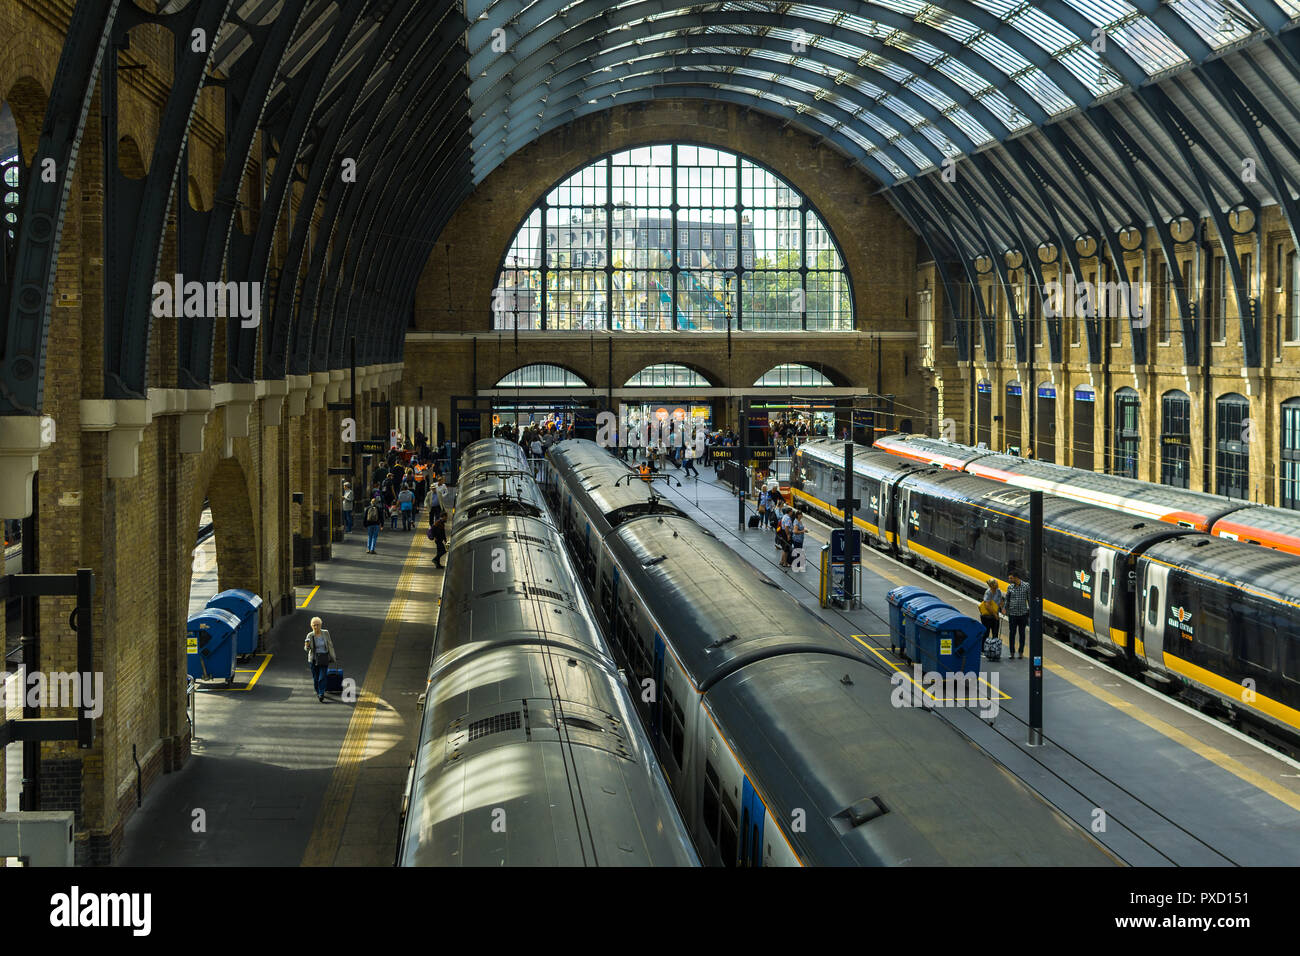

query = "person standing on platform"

[
  {"left": 303, "top": 616, "right": 337, "bottom": 702},
  {"left": 979, "top": 578, "right": 1004, "bottom": 658},
  {"left": 426, "top": 482, "right": 442, "bottom": 520},
  {"left": 1005, "top": 571, "right": 1031, "bottom": 659},
  {"left": 342, "top": 482, "right": 354, "bottom": 534},
  {"left": 364, "top": 497, "right": 384, "bottom": 553},
  {"left": 429, "top": 510, "right": 448, "bottom": 568}
]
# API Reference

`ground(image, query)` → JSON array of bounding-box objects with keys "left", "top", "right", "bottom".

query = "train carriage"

[
  {"left": 546, "top": 439, "right": 1117, "bottom": 866},
  {"left": 398, "top": 439, "right": 698, "bottom": 867}
]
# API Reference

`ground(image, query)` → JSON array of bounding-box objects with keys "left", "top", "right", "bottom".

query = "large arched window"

[
  {"left": 754, "top": 364, "right": 834, "bottom": 387},
  {"left": 1160, "top": 389, "right": 1191, "bottom": 488},
  {"left": 495, "top": 364, "right": 588, "bottom": 388},
  {"left": 625, "top": 364, "right": 711, "bottom": 388},
  {"left": 1216, "top": 393, "right": 1250, "bottom": 499},
  {"left": 493, "top": 144, "right": 852, "bottom": 332}
]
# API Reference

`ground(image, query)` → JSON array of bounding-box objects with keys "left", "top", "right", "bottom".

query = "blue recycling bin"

[
  {"left": 887, "top": 586, "right": 936, "bottom": 654},
  {"left": 206, "top": 589, "right": 263, "bottom": 657},
  {"left": 186, "top": 608, "right": 240, "bottom": 683},
  {"left": 910, "top": 605, "right": 986, "bottom": 676}
]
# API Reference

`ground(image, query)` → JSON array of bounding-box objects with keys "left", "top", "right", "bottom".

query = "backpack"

[{"left": 366, "top": 504, "right": 380, "bottom": 523}]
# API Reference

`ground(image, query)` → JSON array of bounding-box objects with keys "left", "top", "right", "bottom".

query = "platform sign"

[
  {"left": 710, "top": 447, "right": 734, "bottom": 460},
  {"left": 750, "top": 447, "right": 775, "bottom": 461},
  {"left": 389, "top": 428, "right": 401, "bottom": 449},
  {"left": 353, "top": 439, "right": 386, "bottom": 456},
  {"left": 830, "top": 528, "right": 861, "bottom": 564}
]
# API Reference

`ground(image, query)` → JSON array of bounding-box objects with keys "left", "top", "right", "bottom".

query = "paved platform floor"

[
  {"left": 117, "top": 518, "right": 440, "bottom": 866},
  {"left": 657, "top": 460, "right": 1300, "bottom": 866}
]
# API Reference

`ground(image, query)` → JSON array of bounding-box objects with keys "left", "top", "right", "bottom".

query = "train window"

[
  {"left": 672, "top": 703, "right": 685, "bottom": 767},
  {"left": 1100, "top": 569, "right": 1110, "bottom": 606},
  {"left": 740, "top": 806, "right": 750, "bottom": 866},
  {"left": 1282, "top": 626, "right": 1300, "bottom": 684},
  {"left": 720, "top": 791, "right": 739, "bottom": 867},
  {"left": 1232, "top": 600, "right": 1273, "bottom": 671},
  {"left": 1199, "top": 601, "right": 1230, "bottom": 654},
  {"left": 703, "top": 762, "right": 721, "bottom": 843},
  {"left": 1146, "top": 586, "right": 1159, "bottom": 628}
]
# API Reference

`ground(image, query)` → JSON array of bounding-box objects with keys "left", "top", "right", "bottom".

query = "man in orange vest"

[
  {"left": 412, "top": 460, "right": 429, "bottom": 511},
  {"left": 638, "top": 462, "right": 652, "bottom": 483}
]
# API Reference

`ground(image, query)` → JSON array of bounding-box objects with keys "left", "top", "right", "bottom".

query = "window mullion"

[{"left": 541, "top": 202, "right": 549, "bottom": 332}]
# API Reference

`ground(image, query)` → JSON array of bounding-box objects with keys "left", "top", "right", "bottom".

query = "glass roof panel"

[
  {"left": 967, "top": 32, "right": 1034, "bottom": 76},
  {"left": 907, "top": 75, "right": 958, "bottom": 112},
  {"left": 1169, "top": 0, "right": 1256, "bottom": 48},
  {"left": 933, "top": 54, "right": 991, "bottom": 95},
  {"left": 1014, "top": 68, "right": 1076, "bottom": 115},
  {"left": 1109, "top": 17, "right": 1190, "bottom": 74},
  {"left": 1003, "top": 5, "right": 1080, "bottom": 53},
  {"left": 947, "top": 107, "right": 995, "bottom": 145},
  {"left": 881, "top": 93, "right": 926, "bottom": 127}
]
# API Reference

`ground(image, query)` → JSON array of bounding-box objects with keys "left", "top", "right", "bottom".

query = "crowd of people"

[{"left": 342, "top": 429, "right": 454, "bottom": 567}]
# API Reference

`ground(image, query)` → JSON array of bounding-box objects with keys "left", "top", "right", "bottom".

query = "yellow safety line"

[
  {"left": 301, "top": 531, "right": 429, "bottom": 866},
  {"left": 202, "top": 654, "right": 274, "bottom": 692},
  {"left": 297, "top": 585, "right": 320, "bottom": 608},
  {"left": 1039, "top": 657, "right": 1300, "bottom": 814},
  {"left": 853, "top": 636, "right": 1010, "bottom": 702}
]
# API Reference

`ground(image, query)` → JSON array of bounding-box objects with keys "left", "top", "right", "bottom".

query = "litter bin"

[
  {"left": 910, "top": 605, "right": 986, "bottom": 677},
  {"left": 206, "top": 589, "right": 263, "bottom": 658},
  {"left": 186, "top": 608, "right": 240, "bottom": 684},
  {"left": 887, "top": 586, "right": 934, "bottom": 654}
]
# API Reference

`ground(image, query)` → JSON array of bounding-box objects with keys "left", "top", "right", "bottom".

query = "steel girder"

[
  {"left": 1136, "top": 83, "right": 1262, "bottom": 367},
  {"left": 264, "top": 0, "right": 443, "bottom": 380},
  {"left": 0, "top": 0, "right": 121, "bottom": 414},
  {"left": 178, "top": 2, "right": 309, "bottom": 389},
  {"left": 304, "top": 33, "right": 470, "bottom": 372},
  {"left": 226, "top": 0, "right": 371, "bottom": 384},
  {"left": 105, "top": 0, "right": 240, "bottom": 400},
  {"left": 892, "top": 188, "right": 974, "bottom": 361},
  {"left": 295, "top": 32, "right": 467, "bottom": 375}
]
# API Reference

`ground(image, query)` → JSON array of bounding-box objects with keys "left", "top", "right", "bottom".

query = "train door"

[
  {"left": 739, "top": 776, "right": 766, "bottom": 867},
  {"left": 652, "top": 633, "right": 665, "bottom": 738},
  {"left": 774, "top": 457, "right": 791, "bottom": 500},
  {"left": 1092, "top": 549, "right": 1116, "bottom": 647},
  {"left": 1139, "top": 562, "right": 1170, "bottom": 670},
  {"left": 897, "top": 487, "right": 912, "bottom": 551}
]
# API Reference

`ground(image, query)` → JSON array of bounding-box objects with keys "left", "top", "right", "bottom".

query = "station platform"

[
  {"left": 657, "top": 461, "right": 1300, "bottom": 866},
  {"left": 116, "top": 521, "right": 440, "bottom": 866}
]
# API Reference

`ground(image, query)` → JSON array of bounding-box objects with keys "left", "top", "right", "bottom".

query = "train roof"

[
  {"left": 706, "top": 654, "right": 1116, "bottom": 866},
  {"left": 876, "top": 433, "right": 1241, "bottom": 530},
  {"left": 798, "top": 439, "right": 928, "bottom": 481},
  {"left": 434, "top": 514, "right": 610, "bottom": 662},
  {"left": 453, "top": 457, "right": 549, "bottom": 530},
  {"left": 402, "top": 641, "right": 699, "bottom": 866},
  {"left": 608, "top": 514, "right": 859, "bottom": 691},
  {"left": 548, "top": 440, "right": 683, "bottom": 525},
  {"left": 1142, "top": 535, "right": 1300, "bottom": 603}
]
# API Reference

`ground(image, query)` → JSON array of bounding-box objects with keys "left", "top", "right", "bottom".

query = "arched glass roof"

[{"left": 467, "top": 0, "right": 1286, "bottom": 186}]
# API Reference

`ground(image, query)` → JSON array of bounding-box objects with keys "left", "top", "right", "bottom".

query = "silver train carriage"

[
  {"left": 398, "top": 438, "right": 698, "bottom": 866},
  {"left": 546, "top": 439, "right": 1116, "bottom": 866},
  {"left": 794, "top": 439, "right": 1300, "bottom": 747}
]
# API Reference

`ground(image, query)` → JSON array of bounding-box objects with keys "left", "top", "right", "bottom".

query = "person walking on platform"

[
  {"left": 979, "top": 578, "right": 1004, "bottom": 660},
  {"left": 364, "top": 497, "right": 384, "bottom": 553},
  {"left": 683, "top": 442, "right": 699, "bottom": 477},
  {"left": 429, "top": 510, "right": 448, "bottom": 568},
  {"left": 304, "top": 616, "right": 337, "bottom": 702},
  {"left": 342, "top": 482, "right": 354, "bottom": 534},
  {"left": 398, "top": 485, "right": 415, "bottom": 531},
  {"left": 1005, "top": 571, "right": 1031, "bottom": 659},
  {"left": 435, "top": 477, "right": 453, "bottom": 515},
  {"left": 426, "top": 482, "right": 442, "bottom": 520}
]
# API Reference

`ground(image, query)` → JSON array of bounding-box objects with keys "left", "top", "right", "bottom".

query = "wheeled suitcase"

[
  {"left": 747, "top": 514, "right": 760, "bottom": 528},
  {"left": 326, "top": 666, "right": 345, "bottom": 693},
  {"left": 982, "top": 635, "right": 1002, "bottom": 662}
]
